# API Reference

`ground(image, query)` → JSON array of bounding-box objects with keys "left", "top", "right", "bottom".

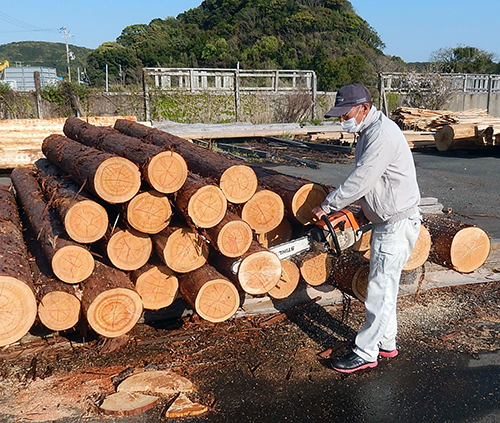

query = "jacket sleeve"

[{"left": 320, "top": 129, "right": 395, "bottom": 214}]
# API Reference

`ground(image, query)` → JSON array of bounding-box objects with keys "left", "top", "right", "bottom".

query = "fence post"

[
  {"left": 311, "top": 71, "right": 317, "bottom": 121},
  {"left": 143, "top": 69, "right": 151, "bottom": 121},
  {"left": 234, "top": 63, "right": 240, "bottom": 122},
  {"left": 487, "top": 75, "right": 493, "bottom": 115},
  {"left": 34, "top": 71, "right": 43, "bottom": 119}
]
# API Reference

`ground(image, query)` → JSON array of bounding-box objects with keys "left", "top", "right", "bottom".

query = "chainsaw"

[{"left": 231, "top": 209, "right": 372, "bottom": 273}]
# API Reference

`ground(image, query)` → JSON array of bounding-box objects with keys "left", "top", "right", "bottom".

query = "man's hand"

[{"left": 311, "top": 206, "right": 326, "bottom": 221}]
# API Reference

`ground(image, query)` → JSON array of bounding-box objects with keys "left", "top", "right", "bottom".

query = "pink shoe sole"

[
  {"left": 379, "top": 349, "right": 398, "bottom": 358},
  {"left": 332, "top": 360, "right": 378, "bottom": 374}
]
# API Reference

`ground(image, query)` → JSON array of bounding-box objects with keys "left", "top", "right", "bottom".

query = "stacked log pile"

[
  {"left": 392, "top": 107, "right": 500, "bottom": 151},
  {"left": 0, "top": 117, "right": 492, "bottom": 347}
]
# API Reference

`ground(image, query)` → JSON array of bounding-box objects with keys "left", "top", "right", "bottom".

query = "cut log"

[
  {"left": 114, "top": 119, "right": 258, "bottom": 203},
  {"left": 99, "top": 391, "right": 160, "bottom": 416},
  {"left": 130, "top": 263, "right": 178, "bottom": 310},
  {"left": 203, "top": 211, "right": 253, "bottom": 258},
  {"left": 174, "top": 172, "right": 227, "bottom": 228},
  {"left": 34, "top": 158, "right": 108, "bottom": 243},
  {"left": 403, "top": 224, "right": 431, "bottom": 271},
  {"left": 42, "top": 134, "right": 141, "bottom": 204},
  {"left": 267, "top": 259, "right": 300, "bottom": 299},
  {"left": 0, "top": 184, "right": 37, "bottom": 347},
  {"left": 331, "top": 252, "right": 369, "bottom": 301},
  {"left": 63, "top": 117, "right": 188, "bottom": 194},
  {"left": 179, "top": 264, "right": 240, "bottom": 322},
  {"left": 434, "top": 124, "right": 483, "bottom": 151},
  {"left": 116, "top": 370, "right": 194, "bottom": 395},
  {"left": 80, "top": 261, "right": 143, "bottom": 338},
  {"left": 125, "top": 190, "right": 172, "bottom": 234},
  {"left": 106, "top": 227, "right": 152, "bottom": 271},
  {"left": 11, "top": 167, "right": 94, "bottom": 284},
  {"left": 352, "top": 229, "right": 371, "bottom": 252},
  {"left": 422, "top": 215, "right": 490, "bottom": 273},
  {"left": 37, "top": 277, "right": 81, "bottom": 331},
  {"left": 164, "top": 393, "right": 208, "bottom": 418},
  {"left": 241, "top": 189, "right": 284, "bottom": 234},
  {"left": 300, "top": 251, "right": 333, "bottom": 286},
  {"left": 256, "top": 218, "right": 294, "bottom": 249},
  {"left": 251, "top": 166, "right": 328, "bottom": 225},
  {"left": 153, "top": 226, "right": 209, "bottom": 273}
]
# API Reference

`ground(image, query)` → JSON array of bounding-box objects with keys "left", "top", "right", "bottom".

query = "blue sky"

[{"left": 0, "top": 0, "right": 498, "bottom": 63}]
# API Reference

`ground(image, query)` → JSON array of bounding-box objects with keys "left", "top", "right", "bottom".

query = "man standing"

[{"left": 312, "top": 83, "right": 421, "bottom": 373}]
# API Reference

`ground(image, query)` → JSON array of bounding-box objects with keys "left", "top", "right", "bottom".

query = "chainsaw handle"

[{"left": 321, "top": 215, "right": 342, "bottom": 256}]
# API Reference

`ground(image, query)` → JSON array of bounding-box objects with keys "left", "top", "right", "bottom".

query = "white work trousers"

[{"left": 354, "top": 213, "right": 421, "bottom": 362}]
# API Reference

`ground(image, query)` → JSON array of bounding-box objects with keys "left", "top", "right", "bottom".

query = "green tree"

[{"left": 431, "top": 46, "right": 496, "bottom": 74}]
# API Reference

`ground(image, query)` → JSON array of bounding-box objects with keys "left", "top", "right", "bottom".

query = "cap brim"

[{"left": 324, "top": 105, "right": 352, "bottom": 118}]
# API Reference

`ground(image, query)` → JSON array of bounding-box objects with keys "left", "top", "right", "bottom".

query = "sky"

[{"left": 0, "top": 0, "right": 499, "bottom": 63}]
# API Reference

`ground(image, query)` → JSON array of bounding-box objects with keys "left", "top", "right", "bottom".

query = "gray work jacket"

[{"left": 320, "top": 106, "right": 421, "bottom": 224}]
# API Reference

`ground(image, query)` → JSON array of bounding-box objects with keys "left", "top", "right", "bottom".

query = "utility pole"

[{"left": 60, "top": 27, "right": 74, "bottom": 82}]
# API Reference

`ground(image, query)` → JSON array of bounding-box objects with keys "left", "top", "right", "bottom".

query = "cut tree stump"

[
  {"left": 300, "top": 251, "right": 333, "bottom": 286},
  {"left": 81, "top": 261, "right": 143, "bottom": 338},
  {"left": 106, "top": 227, "right": 152, "bottom": 271},
  {"left": 116, "top": 370, "right": 194, "bottom": 395},
  {"left": 99, "top": 391, "right": 160, "bottom": 416},
  {"left": 114, "top": 119, "right": 258, "bottom": 203},
  {"left": 174, "top": 172, "right": 227, "bottom": 229},
  {"left": 423, "top": 214, "right": 490, "bottom": 273},
  {"left": 164, "top": 393, "right": 208, "bottom": 418},
  {"left": 0, "top": 184, "right": 37, "bottom": 347},
  {"left": 241, "top": 189, "right": 284, "bottom": 234},
  {"left": 267, "top": 259, "right": 300, "bottom": 299},
  {"left": 11, "top": 167, "right": 94, "bottom": 284},
  {"left": 179, "top": 264, "right": 240, "bottom": 322},
  {"left": 153, "top": 226, "right": 209, "bottom": 273},
  {"left": 63, "top": 117, "right": 188, "bottom": 194},
  {"left": 130, "top": 263, "right": 178, "bottom": 310},
  {"left": 42, "top": 134, "right": 141, "bottom": 204},
  {"left": 125, "top": 190, "right": 172, "bottom": 234},
  {"left": 34, "top": 158, "right": 108, "bottom": 243},
  {"left": 203, "top": 211, "right": 253, "bottom": 258}
]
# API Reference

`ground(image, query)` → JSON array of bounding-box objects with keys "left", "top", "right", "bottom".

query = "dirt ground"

[{"left": 0, "top": 281, "right": 498, "bottom": 422}]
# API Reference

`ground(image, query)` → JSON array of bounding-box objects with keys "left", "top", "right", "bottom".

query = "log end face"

[
  {"left": 52, "top": 246, "right": 95, "bottom": 284},
  {"left": 292, "top": 183, "right": 328, "bottom": 225},
  {"left": 135, "top": 265, "right": 179, "bottom": 310},
  {"left": 165, "top": 228, "right": 209, "bottom": 273},
  {"left": 238, "top": 251, "right": 282, "bottom": 295},
  {"left": 220, "top": 165, "right": 258, "bottom": 204},
  {"left": 217, "top": 220, "right": 253, "bottom": 258},
  {"left": 94, "top": 157, "right": 141, "bottom": 204},
  {"left": 403, "top": 224, "right": 431, "bottom": 271},
  {"left": 195, "top": 279, "right": 240, "bottom": 323},
  {"left": 300, "top": 252, "right": 332, "bottom": 286},
  {"left": 188, "top": 185, "right": 227, "bottom": 228},
  {"left": 242, "top": 190, "right": 284, "bottom": 234},
  {"left": 267, "top": 259, "right": 300, "bottom": 299},
  {"left": 65, "top": 200, "right": 109, "bottom": 243},
  {"left": 147, "top": 151, "right": 188, "bottom": 194},
  {"left": 127, "top": 191, "right": 172, "bottom": 234},
  {"left": 450, "top": 227, "right": 491, "bottom": 273},
  {"left": 38, "top": 291, "right": 81, "bottom": 331},
  {"left": 108, "top": 229, "right": 153, "bottom": 271}
]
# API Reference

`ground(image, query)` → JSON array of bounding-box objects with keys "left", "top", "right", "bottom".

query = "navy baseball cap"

[{"left": 325, "top": 83, "right": 372, "bottom": 118}]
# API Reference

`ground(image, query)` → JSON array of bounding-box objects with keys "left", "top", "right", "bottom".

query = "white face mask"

[{"left": 341, "top": 105, "right": 364, "bottom": 133}]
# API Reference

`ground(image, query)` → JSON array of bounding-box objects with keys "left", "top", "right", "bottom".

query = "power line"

[{"left": 0, "top": 11, "right": 46, "bottom": 31}]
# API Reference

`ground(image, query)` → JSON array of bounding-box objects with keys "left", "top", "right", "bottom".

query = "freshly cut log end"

[
  {"left": 351, "top": 265, "right": 370, "bottom": 302},
  {"left": 64, "top": 199, "right": 108, "bottom": 244},
  {"left": 449, "top": 226, "right": 490, "bottom": 273},
  {"left": 99, "top": 391, "right": 160, "bottom": 416},
  {"left": 107, "top": 228, "right": 152, "bottom": 271},
  {"left": 133, "top": 265, "right": 178, "bottom": 310},
  {"left": 219, "top": 164, "right": 258, "bottom": 204},
  {"left": 94, "top": 156, "right": 141, "bottom": 204},
  {"left": 268, "top": 259, "right": 300, "bottom": 299},
  {"left": 403, "top": 224, "right": 431, "bottom": 271},
  {"left": 188, "top": 184, "right": 227, "bottom": 228},
  {"left": 256, "top": 218, "right": 293, "bottom": 249},
  {"left": 38, "top": 291, "right": 81, "bottom": 331},
  {"left": 238, "top": 250, "right": 282, "bottom": 295},
  {"left": 0, "top": 276, "right": 37, "bottom": 347},
  {"left": 352, "top": 229, "right": 371, "bottom": 252},
  {"left": 216, "top": 220, "right": 253, "bottom": 258},
  {"left": 300, "top": 252, "right": 332, "bottom": 286},
  {"left": 51, "top": 245, "right": 94, "bottom": 284},
  {"left": 146, "top": 151, "right": 188, "bottom": 194},
  {"left": 292, "top": 183, "right": 328, "bottom": 225},
  {"left": 331, "top": 252, "right": 369, "bottom": 301},
  {"left": 165, "top": 393, "right": 208, "bottom": 418},
  {"left": 126, "top": 191, "right": 172, "bottom": 234},
  {"left": 116, "top": 370, "right": 194, "bottom": 395},
  {"left": 86, "top": 287, "right": 143, "bottom": 338},
  {"left": 189, "top": 278, "right": 240, "bottom": 323},
  {"left": 242, "top": 189, "right": 284, "bottom": 234},
  {"left": 155, "top": 228, "right": 209, "bottom": 273}
]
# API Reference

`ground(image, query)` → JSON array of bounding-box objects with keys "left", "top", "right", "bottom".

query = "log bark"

[
  {"left": 422, "top": 214, "right": 490, "bottom": 273},
  {"left": 34, "top": 158, "right": 108, "bottom": 243},
  {"left": 105, "top": 227, "right": 152, "bottom": 271},
  {"left": 241, "top": 189, "right": 284, "bottom": 234},
  {"left": 130, "top": 262, "right": 178, "bottom": 310},
  {"left": 203, "top": 211, "right": 253, "bottom": 258},
  {"left": 174, "top": 172, "right": 227, "bottom": 228},
  {"left": 330, "top": 252, "right": 369, "bottom": 301},
  {"left": 153, "top": 226, "right": 209, "bottom": 273},
  {"left": 267, "top": 259, "right": 300, "bottom": 299},
  {"left": 125, "top": 190, "right": 172, "bottom": 234},
  {"left": 251, "top": 165, "right": 328, "bottom": 225},
  {"left": 0, "top": 184, "right": 37, "bottom": 346},
  {"left": 178, "top": 264, "right": 240, "bottom": 322},
  {"left": 63, "top": 117, "right": 188, "bottom": 194},
  {"left": 299, "top": 251, "right": 333, "bottom": 286},
  {"left": 80, "top": 260, "right": 143, "bottom": 338},
  {"left": 114, "top": 119, "right": 258, "bottom": 203},
  {"left": 42, "top": 134, "right": 141, "bottom": 204},
  {"left": 11, "top": 167, "right": 94, "bottom": 284},
  {"left": 434, "top": 124, "right": 484, "bottom": 151}
]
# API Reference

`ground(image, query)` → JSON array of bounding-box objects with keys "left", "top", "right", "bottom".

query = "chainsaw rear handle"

[{"left": 321, "top": 215, "right": 342, "bottom": 256}]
